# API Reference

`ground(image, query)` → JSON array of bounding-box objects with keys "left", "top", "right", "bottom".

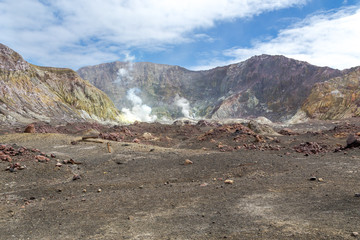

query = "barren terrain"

[{"left": 1, "top": 119, "right": 360, "bottom": 239}]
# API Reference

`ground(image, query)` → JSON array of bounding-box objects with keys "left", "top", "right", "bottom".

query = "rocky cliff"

[
  {"left": 301, "top": 67, "right": 360, "bottom": 120},
  {"left": 78, "top": 55, "right": 342, "bottom": 122},
  {"left": 0, "top": 43, "right": 124, "bottom": 125}
]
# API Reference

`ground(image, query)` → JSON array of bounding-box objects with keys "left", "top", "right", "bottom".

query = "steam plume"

[
  {"left": 121, "top": 88, "right": 157, "bottom": 122},
  {"left": 175, "top": 95, "right": 192, "bottom": 118},
  {"left": 115, "top": 52, "right": 135, "bottom": 84}
]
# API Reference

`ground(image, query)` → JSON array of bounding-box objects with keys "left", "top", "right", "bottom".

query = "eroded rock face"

[
  {"left": 302, "top": 67, "right": 360, "bottom": 120},
  {"left": 78, "top": 55, "right": 342, "bottom": 122},
  {"left": 0, "top": 43, "right": 29, "bottom": 71},
  {"left": 0, "top": 44, "right": 124, "bottom": 125}
]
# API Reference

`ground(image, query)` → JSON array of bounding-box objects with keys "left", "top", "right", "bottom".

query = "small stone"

[
  {"left": 72, "top": 174, "right": 81, "bottom": 181},
  {"left": 82, "top": 189, "right": 87, "bottom": 193},
  {"left": 351, "top": 232, "right": 359, "bottom": 237},
  {"left": 133, "top": 138, "right": 140, "bottom": 143},
  {"left": 184, "top": 159, "right": 193, "bottom": 165},
  {"left": 81, "top": 198, "right": 86, "bottom": 202},
  {"left": 224, "top": 179, "right": 234, "bottom": 184},
  {"left": 139, "top": 185, "right": 144, "bottom": 189},
  {"left": 309, "top": 177, "right": 317, "bottom": 181},
  {"left": 51, "top": 154, "right": 56, "bottom": 158},
  {"left": 354, "top": 193, "right": 360, "bottom": 197},
  {"left": 128, "top": 215, "right": 134, "bottom": 220},
  {"left": 318, "top": 178, "right": 324, "bottom": 182},
  {"left": 55, "top": 162, "right": 62, "bottom": 167},
  {"left": 200, "top": 183, "right": 208, "bottom": 187},
  {"left": 97, "top": 188, "right": 102, "bottom": 192},
  {"left": 35, "top": 155, "right": 48, "bottom": 162}
]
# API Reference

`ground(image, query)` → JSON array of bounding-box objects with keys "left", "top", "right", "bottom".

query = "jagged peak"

[{"left": 0, "top": 43, "right": 30, "bottom": 71}]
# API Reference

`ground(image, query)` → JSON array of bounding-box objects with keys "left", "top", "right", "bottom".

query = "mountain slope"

[
  {"left": 78, "top": 55, "right": 342, "bottom": 122},
  {"left": 0, "top": 43, "right": 125, "bottom": 125},
  {"left": 301, "top": 66, "right": 360, "bottom": 120}
]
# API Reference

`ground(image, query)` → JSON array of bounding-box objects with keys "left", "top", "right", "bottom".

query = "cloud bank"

[
  {"left": 195, "top": 6, "right": 360, "bottom": 70},
  {"left": 0, "top": 0, "right": 308, "bottom": 69}
]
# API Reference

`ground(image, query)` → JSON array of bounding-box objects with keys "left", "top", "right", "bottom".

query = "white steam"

[
  {"left": 116, "top": 68, "right": 133, "bottom": 83},
  {"left": 121, "top": 88, "right": 157, "bottom": 122},
  {"left": 175, "top": 95, "right": 192, "bottom": 119},
  {"left": 115, "top": 52, "right": 135, "bottom": 84}
]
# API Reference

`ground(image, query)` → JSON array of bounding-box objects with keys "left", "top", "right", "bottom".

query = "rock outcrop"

[
  {"left": 0, "top": 43, "right": 125, "bottom": 125},
  {"left": 301, "top": 67, "right": 360, "bottom": 120},
  {"left": 78, "top": 55, "right": 342, "bottom": 122}
]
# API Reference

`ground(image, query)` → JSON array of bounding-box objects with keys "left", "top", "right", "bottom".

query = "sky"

[{"left": 0, "top": 0, "right": 359, "bottom": 71}]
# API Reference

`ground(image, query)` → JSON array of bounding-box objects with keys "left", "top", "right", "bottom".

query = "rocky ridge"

[
  {"left": 78, "top": 55, "right": 344, "bottom": 122},
  {"left": 0, "top": 43, "right": 125, "bottom": 125}
]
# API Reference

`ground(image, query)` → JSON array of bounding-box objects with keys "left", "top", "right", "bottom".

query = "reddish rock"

[
  {"left": 294, "top": 142, "right": 327, "bottom": 155},
  {"left": 35, "top": 155, "right": 49, "bottom": 162},
  {"left": 1, "top": 155, "right": 12, "bottom": 162},
  {"left": 24, "top": 124, "right": 36, "bottom": 133}
]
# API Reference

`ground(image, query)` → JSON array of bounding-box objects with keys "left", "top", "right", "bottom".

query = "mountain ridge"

[
  {"left": 0, "top": 43, "right": 125, "bottom": 125},
  {"left": 78, "top": 54, "right": 345, "bottom": 122}
]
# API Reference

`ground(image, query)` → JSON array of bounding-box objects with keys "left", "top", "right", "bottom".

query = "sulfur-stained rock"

[
  {"left": 302, "top": 67, "right": 360, "bottom": 120},
  {"left": 0, "top": 43, "right": 126, "bottom": 126}
]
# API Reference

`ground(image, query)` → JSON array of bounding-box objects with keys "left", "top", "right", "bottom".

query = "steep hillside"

[
  {"left": 0, "top": 43, "right": 125, "bottom": 125},
  {"left": 78, "top": 55, "right": 342, "bottom": 122},
  {"left": 301, "top": 67, "right": 360, "bottom": 120}
]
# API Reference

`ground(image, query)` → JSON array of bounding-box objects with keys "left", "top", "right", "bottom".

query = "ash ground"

[{"left": 1, "top": 119, "right": 360, "bottom": 240}]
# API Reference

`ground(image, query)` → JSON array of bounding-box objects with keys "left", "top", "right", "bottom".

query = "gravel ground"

[{"left": 1, "top": 119, "right": 360, "bottom": 239}]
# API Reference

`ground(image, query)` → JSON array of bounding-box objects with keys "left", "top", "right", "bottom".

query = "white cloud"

[
  {"left": 197, "top": 6, "right": 360, "bottom": 70},
  {"left": 0, "top": 0, "right": 307, "bottom": 69}
]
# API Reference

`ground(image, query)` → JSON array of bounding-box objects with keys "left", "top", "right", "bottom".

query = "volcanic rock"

[
  {"left": 294, "top": 142, "right": 328, "bottom": 155},
  {"left": 346, "top": 134, "right": 360, "bottom": 148},
  {"left": 24, "top": 124, "right": 36, "bottom": 133},
  {"left": 247, "top": 120, "right": 279, "bottom": 136}
]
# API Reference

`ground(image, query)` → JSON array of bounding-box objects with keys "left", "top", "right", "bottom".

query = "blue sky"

[{"left": 0, "top": 0, "right": 359, "bottom": 70}]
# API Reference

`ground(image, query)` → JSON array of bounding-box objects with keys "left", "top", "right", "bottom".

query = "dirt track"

[{"left": 1, "top": 120, "right": 360, "bottom": 239}]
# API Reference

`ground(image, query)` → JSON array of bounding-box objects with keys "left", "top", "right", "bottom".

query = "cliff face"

[
  {"left": 301, "top": 67, "right": 360, "bottom": 120},
  {"left": 0, "top": 43, "right": 124, "bottom": 125},
  {"left": 78, "top": 55, "right": 342, "bottom": 122}
]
